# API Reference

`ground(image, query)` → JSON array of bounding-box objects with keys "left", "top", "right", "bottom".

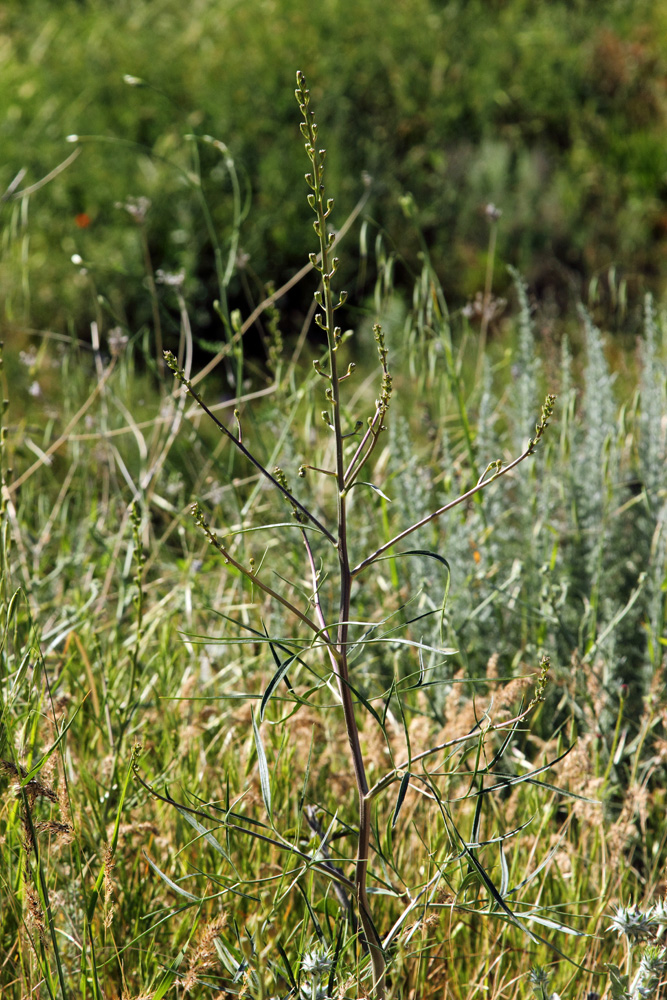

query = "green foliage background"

[{"left": 2, "top": 0, "right": 667, "bottom": 337}]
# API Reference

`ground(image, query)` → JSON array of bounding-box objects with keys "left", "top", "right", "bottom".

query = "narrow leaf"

[
  {"left": 349, "top": 481, "right": 392, "bottom": 502},
  {"left": 392, "top": 772, "right": 411, "bottom": 829},
  {"left": 143, "top": 851, "right": 201, "bottom": 901},
  {"left": 252, "top": 708, "right": 272, "bottom": 819},
  {"left": 175, "top": 806, "right": 237, "bottom": 872},
  {"left": 499, "top": 843, "right": 509, "bottom": 898},
  {"left": 261, "top": 650, "right": 298, "bottom": 721},
  {"left": 276, "top": 941, "right": 297, "bottom": 989},
  {"left": 152, "top": 944, "right": 190, "bottom": 1000},
  {"left": 296, "top": 881, "right": 325, "bottom": 942}
]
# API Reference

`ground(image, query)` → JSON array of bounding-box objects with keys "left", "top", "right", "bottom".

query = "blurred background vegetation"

[{"left": 2, "top": 0, "right": 667, "bottom": 349}]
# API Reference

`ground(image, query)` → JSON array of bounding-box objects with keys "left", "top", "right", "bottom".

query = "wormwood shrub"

[{"left": 133, "top": 73, "right": 559, "bottom": 999}]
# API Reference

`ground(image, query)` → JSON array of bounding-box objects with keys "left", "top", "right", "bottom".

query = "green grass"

[{"left": 1, "top": 69, "right": 667, "bottom": 1000}]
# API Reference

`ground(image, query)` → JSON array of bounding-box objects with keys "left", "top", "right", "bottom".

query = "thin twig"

[
  {"left": 352, "top": 395, "right": 555, "bottom": 577},
  {"left": 165, "top": 353, "right": 336, "bottom": 545}
]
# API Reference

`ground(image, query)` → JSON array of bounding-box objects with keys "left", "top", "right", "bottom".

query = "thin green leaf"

[
  {"left": 152, "top": 969, "right": 178, "bottom": 1000},
  {"left": 152, "top": 942, "right": 192, "bottom": 1000},
  {"left": 175, "top": 807, "right": 237, "bottom": 872},
  {"left": 296, "top": 881, "right": 325, "bottom": 942},
  {"left": 276, "top": 941, "right": 297, "bottom": 989},
  {"left": 252, "top": 707, "right": 272, "bottom": 819},
  {"left": 21, "top": 698, "right": 86, "bottom": 785},
  {"left": 499, "top": 843, "right": 509, "bottom": 898},
  {"left": 142, "top": 851, "right": 201, "bottom": 902},
  {"left": 459, "top": 745, "right": 577, "bottom": 800},
  {"left": 213, "top": 937, "right": 247, "bottom": 981},
  {"left": 520, "top": 911, "right": 586, "bottom": 935},
  {"left": 340, "top": 676, "right": 383, "bottom": 728},
  {"left": 391, "top": 772, "right": 411, "bottom": 829},
  {"left": 328, "top": 922, "right": 345, "bottom": 998},
  {"left": 261, "top": 649, "right": 298, "bottom": 721},
  {"left": 507, "top": 838, "right": 569, "bottom": 896},
  {"left": 348, "top": 480, "right": 393, "bottom": 502},
  {"left": 355, "top": 636, "right": 457, "bottom": 656}
]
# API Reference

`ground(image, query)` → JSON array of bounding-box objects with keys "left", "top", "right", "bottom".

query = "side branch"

[
  {"left": 365, "top": 689, "right": 547, "bottom": 803},
  {"left": 132, "top": 751, "right": 356, "bottom": 893},
  {"left": 191, "top": 502, "right": 328, "bottom": 641},
  {"left": 344, "top": 324, "right": 392, "bottom": 488},
  {"left": 351, "top": 394, "right": 555, "bottom": 578},
  {"left": 164, "top": 352, "right": 336, "bottom": 545}
]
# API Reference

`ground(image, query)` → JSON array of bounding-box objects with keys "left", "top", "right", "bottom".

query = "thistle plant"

[
  {"left": 607, "top": 901, "right": 667, "bottom": 1000},
  {"left": 527, "top": 901, "right": 667, "bottom": 1000},
  {"left": 145, "top": 72, "right": 558, "bottom": 999}
]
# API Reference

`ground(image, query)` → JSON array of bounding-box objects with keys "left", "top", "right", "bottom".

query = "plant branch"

[
  {"left": 365, "top": 699, "right": 544, "bottom": 803},
  {"left": 164, "top": 351, "right": 336, "bottom": 544},
  {"left": 352, "top": 394, "right": 556, "bottom": 577},
  {"left": 343, "top": 324, "right": 392, "bottom": 488},
  {"left": 191, "top": 502, "right": 328, "bottom": 641},
  {"left": 131, "top": 747, "right": 356, "bottom": 893}
]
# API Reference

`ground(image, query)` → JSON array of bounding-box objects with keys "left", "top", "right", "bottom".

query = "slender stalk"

[
  {"left": 164, "top": 351, "right": 336, "bottom": 545},
  {"left": 191, "top": 502, "right": 327, "bottom": 641},
  {"left": 296, "top": 72, "right": 386, "bottom": 996},
  {"left": 351, "top": 394, "right": 555, "bottom": 578}
]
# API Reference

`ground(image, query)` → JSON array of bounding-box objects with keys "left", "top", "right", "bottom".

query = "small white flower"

[
  {"left": 19, "top": 348, "right": 37, "bottom": 367},
  {"left": 155, "top": 268, "right": 185, "bottom": 288},
  {"left": 117, "top": 196, "right": 151, "bottom": 223},
  {"left": 108, "top": 328, "right": 129, "bottom": 357}
]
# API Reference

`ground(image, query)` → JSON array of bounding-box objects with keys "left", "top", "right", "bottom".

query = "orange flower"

[{"left": 75, "top": 213, "right": 91, "bottom": 228}]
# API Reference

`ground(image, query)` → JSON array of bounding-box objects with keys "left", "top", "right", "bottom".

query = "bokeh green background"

[{"left": 2, "top": 0, "right": 667, "bottom": 341}]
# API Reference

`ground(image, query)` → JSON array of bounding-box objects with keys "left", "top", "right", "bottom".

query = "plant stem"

[{"left": 297, "top": 71, "right": 386, "bottom": 996}]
